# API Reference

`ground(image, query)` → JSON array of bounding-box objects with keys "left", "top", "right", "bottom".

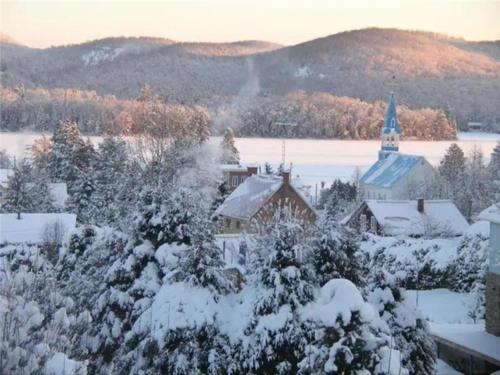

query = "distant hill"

[{"left": 1, "top": 28, "right": 499, "bottom": 129}]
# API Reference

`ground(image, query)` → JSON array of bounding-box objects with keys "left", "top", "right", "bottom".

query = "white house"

[
  {"left": 360, "top": 94, "right": 436, "bottom": 200},
  {"left": 342, "top": 199, "right": 469, "bottom": 237}
]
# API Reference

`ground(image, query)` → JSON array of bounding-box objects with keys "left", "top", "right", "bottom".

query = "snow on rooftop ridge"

[
  {"left": 364, "top": 199, "right": 469, "bottom": 237},
  {"left": 478, "top": 203, "right": 500, "bottom": 224},
  {"left": 0, "top": 213, "right": 77, "bottom": 244},
  {"left": 361, "top": 153, "right": 424, "bottom": 188}
]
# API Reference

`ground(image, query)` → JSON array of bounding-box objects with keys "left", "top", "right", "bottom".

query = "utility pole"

[{"left": 273, "top": 122, "right": 297, "bottom": 166}]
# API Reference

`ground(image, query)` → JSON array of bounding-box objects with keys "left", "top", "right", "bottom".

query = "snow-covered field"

[
  {"left": 1, "top": 132, "right": 499, "bottom": 186},
  {"left": 406, "top": 289, "right": 475, "bottom": 324}
]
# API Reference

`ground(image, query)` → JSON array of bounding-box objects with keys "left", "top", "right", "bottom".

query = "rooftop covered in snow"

[
  {"left": 361, "top": 153, "right": 424, "bottom": 188},
  {"left": 214, "top": 174, "right": 314, "bottom": 220},
  {"left": 345, "top": 199, "right": 469, "bottom": 237},
  {"left": 0, "top": 213, "right": 77, "bottom": 244},
  {"left": 220, "top": 164, "right": 248, "bottom": 172},
  {"left": 214, "top": 175, "right": 283, "bottom": 220},
  {"left": 478, "top": 203, "right": 500, "bottom": 224}
]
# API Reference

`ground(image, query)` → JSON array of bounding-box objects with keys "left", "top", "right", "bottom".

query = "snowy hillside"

[{"left": 1, "top": 28, "right": 499, "bottom": 127}]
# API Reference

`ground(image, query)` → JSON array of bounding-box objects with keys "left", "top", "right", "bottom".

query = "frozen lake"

[{"left": 1, "top": 131, "right": 499, "bottom": 187}]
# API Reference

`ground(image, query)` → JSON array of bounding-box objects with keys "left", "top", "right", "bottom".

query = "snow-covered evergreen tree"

[
  {"left": 311, "top": 220, "right": 366, "bottom": 287},
  {"left": 299, "top": 279, "right": 398, "bottom": 374},
  {"left": 31, "top": 174, "right": 58, "bottom": 213},
  {"left": 172, "top": 203, "right": 231, "bottom": 295},
  {"left": 438, "top": 143, "right": 466, "bottom": 205},
  {"left": 1, "top": 159, "right": 34, "bottom": 217},
  {"left": 67, "top": 171, "right": 97, "bottom": 223},
  {"left": 220, "top": 127, "right": 240, "bottom": 164},
  {"left": 366, "top": 270, "right": 436, "bottom": 375},
  {"left": 93, "top": 136, "right": 129, "bottom": 225},
  {"left": 0, "top": 243, "right": 88, "bottom": 374},
  {"left": 242, "top": 218, "right": 315, "bottom": 373},
  {"left": 449, "top": 233, "right": 489, "bottom": 322}
]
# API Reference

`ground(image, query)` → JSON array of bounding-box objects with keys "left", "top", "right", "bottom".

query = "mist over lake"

[{"left": 2, "top": 131, "right": 499, "bottom": 187}]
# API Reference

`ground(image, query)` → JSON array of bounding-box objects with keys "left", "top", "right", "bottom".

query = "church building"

[{"left": 360, "top": 94, "right": 436, "bottom": 200}]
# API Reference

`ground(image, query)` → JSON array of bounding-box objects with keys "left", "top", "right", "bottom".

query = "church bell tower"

[{"left": 379, "top": 93, "right": 401, "bottom": 160}]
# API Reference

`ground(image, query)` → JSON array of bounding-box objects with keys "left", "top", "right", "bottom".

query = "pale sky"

[{"left": 1, "top": 0, "right": 499, "bottom": 48}]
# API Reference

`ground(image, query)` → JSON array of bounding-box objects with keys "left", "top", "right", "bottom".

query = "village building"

[
  {"left": 214, "top": 171, "right": 316, "bottom": 234},
  {"left": 220, "top": 164, "right": 258, "bottom": 192},
  {"left": 342, "top": 199, "right": 468, "bottom": 237},
  {"left": 360, "top": 94, "right": 436, "bottom": 200}
]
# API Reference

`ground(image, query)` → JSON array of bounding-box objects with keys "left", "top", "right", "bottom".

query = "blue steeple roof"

[{"left": 382, "top": 93, "right": 401, "bottom": 135}]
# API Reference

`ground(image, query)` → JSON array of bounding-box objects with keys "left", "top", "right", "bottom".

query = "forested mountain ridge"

[{"left": 1, "top": 28, "right": 499, "bottom": 133}]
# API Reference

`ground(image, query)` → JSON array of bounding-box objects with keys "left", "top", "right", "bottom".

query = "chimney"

[
  {"left": 282, "top": 171, "right": 290, "bottom": 185},
  {"left": 417, "top": 198, "right": 424, "bottom": 213},
  {"left": 247, "top": 166, "right": 258, "bottom": 176}
]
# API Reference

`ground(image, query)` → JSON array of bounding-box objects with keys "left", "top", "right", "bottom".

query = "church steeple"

[{"left": 379, "top": 93, "right": 401, "bottom": 159}]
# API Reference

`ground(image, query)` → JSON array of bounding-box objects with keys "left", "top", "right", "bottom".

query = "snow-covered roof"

[
  {"left": 0, "top": 169, "right": 13, "bottom": 188},
  {"left": 215, "top": 175, "right": 283, "bottom": 219},
  {"left": 361, "top": 153, "right": 425, "bottom": 188},
  {"left": 214, "top": 174, "right": 315, "bottom": 220},
  {"left": 478, "top": 203, "right": 500, "bottom": 224},
  {"left": 358, "top": 200, "right": 468, "bottom": 236},
  {"left": 431, "top": 324, "right": 500, "bottom": 366},
  {"left": 0, "top": 213, "right": 77, "bottom": 244},
  {"left": 220, "top": 164, "right": 248, "bottom": 173},
  {"left": 220, "top": 164, "right": 259, "bottom": 173}
]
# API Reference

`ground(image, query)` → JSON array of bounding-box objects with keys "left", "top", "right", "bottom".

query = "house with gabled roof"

[
  {"left": 342, "top": 198, "right": 468, "bottom": 237},
  {"left": 360, "top": 94, "right": 436, "bottom": 200},
  {"left": 214, "top": 171, "right": 316, "bottom": 234}
]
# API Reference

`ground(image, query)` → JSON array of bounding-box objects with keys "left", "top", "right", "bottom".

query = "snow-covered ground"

[
  {"left": 1, "top": 132, "right": 499, "bottom": 186},
  {"left": 406, "top": 289, "right": 475, "bottom": 324},
  {"left": 0, "top": 213, "right": 76, "bottom": 244}
]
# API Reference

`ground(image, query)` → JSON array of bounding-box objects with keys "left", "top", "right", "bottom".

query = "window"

[
  {"left": 225, "top": 219, "right": 231, "bottom": 229},
  {"left": 236, "top": 221, "right": 241, "bottom": 230},
  {"left": 360, "top": 214, "right": 367, "bottom": 232},
  {"left": 232, "top": 176, "right": 238, "bottom": 187},
  {"left": 370, "top": 216, "right": 377, "bottom": 233}
]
